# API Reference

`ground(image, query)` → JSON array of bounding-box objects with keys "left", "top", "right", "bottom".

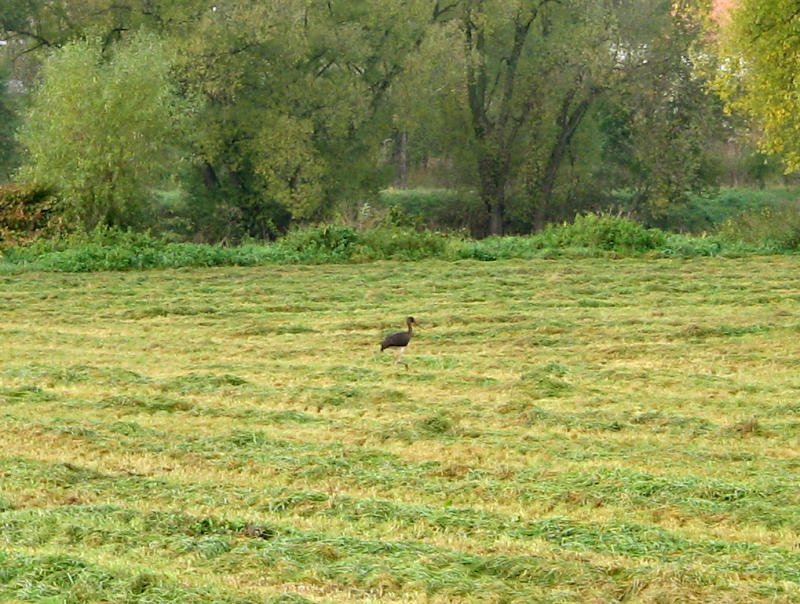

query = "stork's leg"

[{"left": 396, "top": 347, "right": 408, "bottom": 369}]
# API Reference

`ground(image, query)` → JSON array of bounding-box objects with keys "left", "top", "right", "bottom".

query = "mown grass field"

[{"left": 1, "top": 257, "right": 799, "bottom": 603}]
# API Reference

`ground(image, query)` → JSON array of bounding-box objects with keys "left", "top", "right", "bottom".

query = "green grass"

[
  {"left": 1, "top": 258, "right": 799, "bottom": 602},
  {"left": 379, "top": 185, "right": 800, "bottom": 234},
  {"left": 677, "top": 186, "right": 800, "bottom": 232}
]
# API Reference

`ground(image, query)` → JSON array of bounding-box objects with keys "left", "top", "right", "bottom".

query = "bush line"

[{"left": 0, "top": 214, "right": 795, "bottom": 273}]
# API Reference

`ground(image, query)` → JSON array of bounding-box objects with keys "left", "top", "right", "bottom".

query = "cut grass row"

[{"left": 1, "top": 257, "right": 799, "bottom": 601}]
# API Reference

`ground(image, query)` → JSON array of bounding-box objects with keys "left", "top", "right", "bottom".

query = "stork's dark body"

[
  {"left": 381, "top": 331, "right": 412, "bottom": 351},
  {"left": 381, "top": 317, "right": 416, "bottom": 351}
]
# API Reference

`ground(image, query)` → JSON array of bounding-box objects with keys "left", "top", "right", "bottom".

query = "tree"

[
  {"left": 457, "top": 0, "right": 555, "bottom": 235},
  {"left": 591, "top": 3, "right": 723, "bottom": 224},
  {"left": 17, "top": 32, "right": 192, "bottom": 230},
  {"left": 5, "top": 1, "right": 440, "bottom": 238},
  {"left": 168, "top": 0, "right": 445, "bottom": 239},
  {"left": 3, "top": 0, "right": 731, "bottom": 239},
  {"left": 516, "top": 0, "right": 613, "bottom": 231},
  {"left": 715, "top": 0, "right": 800, "bottom": 171},
  {"left": 415, "top": 0, "right": 683, "bottom": 234},
  {"left": 399, "top": 0, "right": 719, "bottom": 234}
]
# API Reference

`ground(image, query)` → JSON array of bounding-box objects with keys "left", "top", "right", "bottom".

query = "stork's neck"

[{"left": 407, "top": 320, "right": 413, "bottom": 333}]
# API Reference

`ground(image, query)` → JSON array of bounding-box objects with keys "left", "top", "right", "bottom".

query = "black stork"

[{"left": 380, "top": 316, "right": 418, "bottom": 365}]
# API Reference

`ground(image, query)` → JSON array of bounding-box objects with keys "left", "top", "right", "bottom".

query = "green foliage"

[
  {"left": 174, "top": 1, "right": 433, "bottom": 233},
  {"left": 537, "top": 214, "right": 667, "bottom": 252},
  {"left": 591, "top": 9, "right": 723, "bottom": 226},
  {"left": 658, "top": 233, "right": 725, "bottom": 258},
  {"left": 355, "top": 226, "right": 451, "bottom": 261},
  {"left": 17, "top": 31, "right": 194, "bottom": 231},
  {"left": 652, "top": 187, "right": 800, "bottom": 233},
  {"left": 0, "top": 62, "right": 20, "bottom": 182},
  {"left": 716, "top": 0, "right": 800, "bottom": 171},
  {"left": 0, "top": 1, "right": 748, "bottom": 240},
  {"left": 277, "top": 225, "right": 359, "bottom": 262},
  {"left": 379, "top": 188, "right": 487, "bottom": 236},
  {"left": 380, "top": 186, "right": 800, "bottom": 239},
  {"left": 403, "top": 0, "right": 721, "bottom": 234},
  {"left": 8, "top": 209, "right": 800, "bottom": 273},
  {"left": 0, "top": 227, "right": 285, "bottom": 272},
  {"left": 251, "top": 115, "right": 324, "bottom": 219}
]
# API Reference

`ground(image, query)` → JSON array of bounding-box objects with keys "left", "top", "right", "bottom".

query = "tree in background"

[
  {"left": 394, "top": 0, "right": 721, "bottom": 234},
  {"left": 715, "top": 0, "right": 800, "bottom": 172},
  {"left": 17, "top": 32, "right": 192, "bottom": 230},
  {"left": 6, "top": 0, "right": 444, "bottom": 239},
  {"left": 0, "top": 0, "right": 765, "bottom": 239},
  {"left": 173, "top": 1, "right": 435, "bottom": 240},
  {"left": 450, "top": 0, "right": 614, "bottom": 235},
  {"left": 592, "top": 2, "right": 724, "bottom": 226}
]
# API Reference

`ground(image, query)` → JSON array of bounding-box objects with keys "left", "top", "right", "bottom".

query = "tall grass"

[{"left": 715, "top": 205, "right": 800, "bottom": 250}]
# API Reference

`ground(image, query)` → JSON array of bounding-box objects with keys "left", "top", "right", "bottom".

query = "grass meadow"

[{"left": 1, "top": 257, "right": 799, "bottom": 602}]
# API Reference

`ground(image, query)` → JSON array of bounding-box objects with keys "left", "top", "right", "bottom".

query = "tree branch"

[
  {"left": 496, "top": 8, "right": 537, "bottom": 132},
  {"left": 5, "top": 29, "right": 55, "bottom": 50},
  {"left": 102, "top": 27, "right": 129, "bottom": 52},
  {"left": 434, "top": 1, "right": 460, "bottom": 20}
]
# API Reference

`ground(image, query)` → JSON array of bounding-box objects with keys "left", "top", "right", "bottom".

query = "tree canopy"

[
  {"left": 0, "top": 0, "right": 774, "bottom": 239},
  {"left": 17, "top": 32, "right": 191, "bottom": 229},
  {"left": 716, "top": 0, "right": 800, "bottom": 171}
]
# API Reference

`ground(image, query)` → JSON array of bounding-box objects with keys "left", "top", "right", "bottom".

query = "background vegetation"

[
  {"left": 1, "top": 209, "right": 796, "bottom": 274},
  {"left": 1, "top": 0, "right": 799, "bottom": 244}
]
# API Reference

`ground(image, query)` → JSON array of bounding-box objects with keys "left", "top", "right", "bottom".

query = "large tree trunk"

[
  {"left": 463, "top": 4, "right": 538, "bottom": 237},
  {"left": 201, "top": 162, "right": 220, "bottom": 190},
  {"left": 478, "top": 155, "right": 507, "bottom": 236},
  {"left": 533, "top": 142, "right": 564, "bottom": 231},
  {"left": 490, "top": 200, "right": 504, "bottom": 236}
]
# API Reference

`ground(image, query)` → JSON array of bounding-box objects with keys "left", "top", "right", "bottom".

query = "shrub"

[
  {"left": 17, "top": 33, "right": 193, "bottom": 231},
  {"left": 355, "top": 226, "right": 450, "bottom": 260},
  {"left": 378, "top": 189, "right": 487, "bottom": 236},
  {"left": 0, "top": 183, "right": 62, "bottom": 244},
  {"left": 658, "top": 233, "right": 724, "bottom": 257},
  {"left": 19, "top": 228, "right": 165, "bottom": 271},
  {"left": 457, "top": 242, "right": 499, "bottom": 261},
  {"left": 537, "top": 213, "right": 667, "bottom": 252},
  {"left": 457, "top": 236, "right": 545, "bottom": 260},
  {"left": 2, "top": 213, "right": 795, "bottom": 274},
  {"left": 277, "top": 225, "right": 359, "bottom": 262}
]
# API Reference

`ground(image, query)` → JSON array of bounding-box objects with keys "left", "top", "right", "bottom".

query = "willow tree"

[
  {"left": 403, "top": 0, "right": 717, "bottom": 234},
  {"left": 173, "top": 0, "right": 438, "bottom": 236},
  {"left": 17, "top": 32, "right": 192, "bottom": 230}
]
